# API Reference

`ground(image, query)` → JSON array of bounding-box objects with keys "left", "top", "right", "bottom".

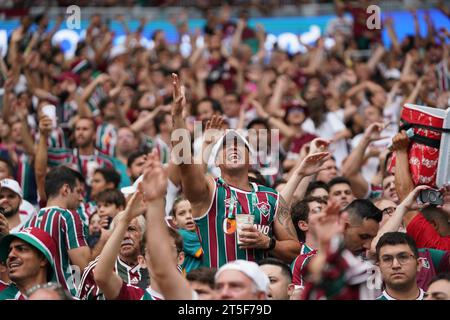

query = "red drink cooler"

[{"left": 390, "top": 104, "right": 446, "bottom": 187}]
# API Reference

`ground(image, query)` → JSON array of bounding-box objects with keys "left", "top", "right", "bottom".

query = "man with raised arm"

[{"left": 170, "top": 73, "right": 301, "bottom": 266}]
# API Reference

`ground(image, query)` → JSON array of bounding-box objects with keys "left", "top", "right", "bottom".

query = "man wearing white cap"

[
  {"left": 215, "top": 260, "right": 270, "bottom": 300},
  {"left": 170, "top": 73, "right": 301, "bottom": 268},
  {"left": 0, "top": 178, "right": 36, "bottom": 233}
]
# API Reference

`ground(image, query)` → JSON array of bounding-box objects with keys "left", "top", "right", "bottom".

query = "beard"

[
  {"left": 386, "top": 276, "right": 416, "bottom": 291},
  {"left": 1, "top": 206, "right": 19, "bottom": 218}
]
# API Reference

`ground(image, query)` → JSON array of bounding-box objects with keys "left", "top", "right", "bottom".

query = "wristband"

[{"left": 267, "top": 237, "right": 276, "bottom": 251}]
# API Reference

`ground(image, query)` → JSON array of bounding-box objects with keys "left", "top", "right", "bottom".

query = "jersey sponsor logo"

[
  {"left": 223, "top": 218, "right": 237, "bottom": 234},
  {"left": 256, "top": 202, "right": 271, "bottom": 217},
  {"left": 254, "top": 224, "right": 270, "bottom": 236},
  {"left": 130, "top": 277, "right": 139, "bottom": 285},
  {"left": 419, "top": 257, "right": 430, "bottom": 269}
]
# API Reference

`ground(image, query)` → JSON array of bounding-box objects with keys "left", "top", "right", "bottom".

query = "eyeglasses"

[
  {"left": 381, "top": 207, "right": 396, "bottom": 216},
  {"left": 379, "top": 253, "right": 416, "bottom": 267}
]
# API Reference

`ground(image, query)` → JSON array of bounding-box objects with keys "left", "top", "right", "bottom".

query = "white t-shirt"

[{"left": 302, "top": 112, "right": 349, "bottom": 168}]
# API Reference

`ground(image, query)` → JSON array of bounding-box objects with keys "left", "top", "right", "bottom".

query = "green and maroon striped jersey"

[
  {"left": 195, "top": 178, "right": 278, "bottom": 268},
  {"left": 78, "top": 256, "right": 147, "bottom": 300},
  {"left": 23, "top": 206, "right": 88, "bottom": 296},
  {"left": 0, "top": 284, "right": 26, "bottom": 300},
  {"left": 47, "top": 148, "right": 114, "bottom": 185},
  {"left": 96, "top": 123, "right": 118, "bottom": 157},
  {"left": 115, "top": 282, "right": 155, "bottom": 300},
  {"left": 291, "top": 243, "right": 317, "bottom": 287}
]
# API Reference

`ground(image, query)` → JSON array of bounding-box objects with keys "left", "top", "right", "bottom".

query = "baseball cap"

[
  {"left": 0, "top": 227, "right": 58, "bottom": 280},
  {"left": 215, "top": 260, "right": 270, "bottom": 294},
  {"left": 0, "top": 179, "right": 23, "bottom": 198},
  {"left": 213, "top": 129, "right": 255, "bottom": 160},
  {"left": 120, "top": 175, "right": 143, "bottom": 195}
]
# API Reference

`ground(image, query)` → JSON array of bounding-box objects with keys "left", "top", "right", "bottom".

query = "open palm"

[
  {"left": 139, "top": 150, "right": 168, "bottom": 202},
  {"left": 297, "top": 152, "right": 331, "bottom": 177}
]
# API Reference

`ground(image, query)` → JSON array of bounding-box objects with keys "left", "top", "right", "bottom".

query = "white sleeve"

[
  {"left": 327, "top": 112, "right": 345, "bottom": 132},
  {"left": 165, "top": 179, "right": 181, "bottom": 216}
]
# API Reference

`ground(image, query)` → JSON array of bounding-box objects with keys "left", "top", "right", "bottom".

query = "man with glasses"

[{"left": 376, "top": 232, "right": 425, "bottom": 300}]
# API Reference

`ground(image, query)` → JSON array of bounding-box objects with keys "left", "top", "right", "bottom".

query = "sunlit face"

[
  {"left": 102, "top": 101, "right": 116, "bottom": 121},
  {"left": 129, "top": 155, "right": 147, "bottom": 181},
  {"left": 97, "top": 202, "right": 121, "bottom": 219},
  {"left": 222, "top": 95, "right": 240, "bottom": 118},
  {"left": 66, "top": 180, "right": 84, "bottom": 211},
  {"left": 378, "top": 244, "right": 420, "bottom": 291},
  {"left": 259, "top": 264, "right": 290, "bottom": 300},
  {"left": 117, "top": 128, "right": 138, "bottom": 154},
  {"left": 0, "top": 162, "right": 12, "bottom": 180},
  {"left": 215, "top": 270, "right": 265, "bottom": 300},
  {"left": 7, "top": 239, "right": 48, "bottom": 283},
  {"left": 0, "top": 119, "right": 11, "bottom": 139},
  {"left": 173, "top": 200, "right": 195, "bottom": 232},
  {"left": 382, "top": 175, "right": 398, "bottom": 204},
  {"left": 0, "top": 188, "right": 21, "bottom": 218},
  {"left": 74, "top": 119, "right": 95, "bottom": 148},
  {"left": 286, "top": 108, "right": 306, "bottom": 126},
  {"left": 91, "top": 172, "right": 107, "bottom": 198},
  {"left": 119, "top": 218, "right": 144, "bottom": 260},
  {"left": 11, "top": 122, "right": 23, "bottom": 144},
  {"left": 309, "top": 188, "right": 329, "bottom": 202},
  {"left": 89, "top": 213, "right": 101, "bottom": 235},
  {"left": 315, "top": 159, "right": 338, "bottom": 183},
  {"left": 344, "top": 218, "right": 379, "bottom": 256},
  {"left": 364, "top": 106, "right": 382, "bottom": 127},
  {"left": 425, "top": 280, "right": 450, "bottom": 300},
  {"left": 189, "top": 281, "right": 216, "bottom": 300},
  {"left": 216, "top": 140, "right": 250, "bottom": 173},
  {"left": 329, "top": 183, "right": 354, "bottom": 210},
  {"left": 301, "top": 200, "right": 325, "bottom": 237},
  {"left": 197, "top": 101, "right": 215, "bottom": 122},
  {"left": 375, "top": 199, "right": 397, "bottom": 229}
]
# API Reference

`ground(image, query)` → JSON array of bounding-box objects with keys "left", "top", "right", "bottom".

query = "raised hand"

[
  {"left": 38, "top": 116, "right": 53, "bottom": 137},
  {"left": 250, "top": 99, "right": 268, "bottom": 118},
  {"left": 171, "top": 73, "right": 185, "bottom": 117},
  {"left": 399, "top": 185, "right": 432, "bottom": 211},
  {"left": 115, "top": 190, "right": 145, "bottom": 225},
  {"left": 363, "top": 122, "right": 386, "bottom": 143},
  {"left": 0, "top": 212, "right": 9, "bottom": 235},
  {"left": 315, "top": 201, "right": 347, "bottom": 250},
  {"left": 10, "top": 27, "right": 24, "bottom": 43},
  {"left": 308, "top": 138, "right": 330, "bottom": 155},
  {"left": 296, "top": 152, "right": 331, "bottom": 177},
  {"left": 138, "top": 149, "right": 168, "bottom": 202},
  {"left": 204, "top": 115, "right": 226, "bottom": 146},
  {"left": 391, "top": 130, "right": 410, "bottom": 152}
]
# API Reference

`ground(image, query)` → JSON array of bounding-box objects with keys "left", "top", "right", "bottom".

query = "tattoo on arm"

[{"left": 276, "top": 196, "right": 298, "bottom": 240}]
